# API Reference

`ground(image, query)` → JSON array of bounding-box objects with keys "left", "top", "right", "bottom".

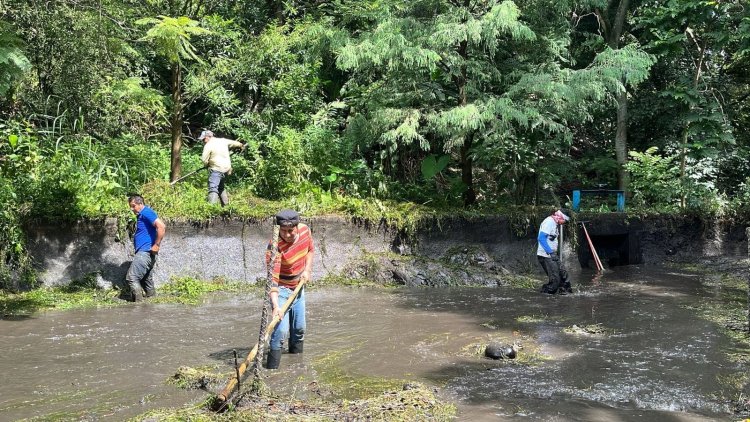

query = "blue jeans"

[{"left": 269, "top": 286, "right": 306, "bottom": 351}]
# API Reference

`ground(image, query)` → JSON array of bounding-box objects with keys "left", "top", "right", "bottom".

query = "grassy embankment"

[{"left": 4, "top": 178, "right": 561, "bottom": 315}]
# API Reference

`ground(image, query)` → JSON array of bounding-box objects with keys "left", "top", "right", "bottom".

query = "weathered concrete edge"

[{"left": 24, "top": 215, "right": 749, "bottom": 288}]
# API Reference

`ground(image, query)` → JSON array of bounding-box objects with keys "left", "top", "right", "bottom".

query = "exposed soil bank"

[{"left": 24, "top": 214, "right": 749, "bottom": 288}]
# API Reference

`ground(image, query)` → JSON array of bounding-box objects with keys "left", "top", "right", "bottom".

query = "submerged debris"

[
  {"left": 484, "top": 342, "right": 517, "bottom": 360},
  {"left": 563, "top": 323, "right": 609, "bottom": 336},
  {"left": 460, "top": 335, "right": 547, "bottom": 366}
]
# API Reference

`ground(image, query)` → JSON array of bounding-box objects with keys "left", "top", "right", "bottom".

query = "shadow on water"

[{"left": 0, "top": 266, "right": 743, "bottom": 421}]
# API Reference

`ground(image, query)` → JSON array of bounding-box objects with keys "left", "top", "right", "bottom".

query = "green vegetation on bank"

[
  {"left": 0, "top": 279, "right": 120, "bottom": 316},
  {"left": 1, "top": 0, "right": 749, "bottom": 293},
  {"left": 0, "top": 276, "right": 259, "bottom": 316}
]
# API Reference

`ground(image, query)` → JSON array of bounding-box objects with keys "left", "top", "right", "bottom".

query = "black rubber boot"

[
  {"left": 289, "top": 341, "right": 303, "bottom": 354},
  {"left": 131, "top": 289, "right": 143, "bottom": 302},
  {"left": 129, "top": 282, "right": 143, "bottom": 302},
  {"left": 266, "top": 349, "right": 282, "bottom": 369}
]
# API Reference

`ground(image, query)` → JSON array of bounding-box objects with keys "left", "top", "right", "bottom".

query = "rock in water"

[{"left": 485, "top": 342, "right": 517, "bottom": 360}]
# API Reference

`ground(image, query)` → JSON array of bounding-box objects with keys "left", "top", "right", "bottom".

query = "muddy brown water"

[{"left": 0, "top": 265, "right": 743, "bottom": 421}]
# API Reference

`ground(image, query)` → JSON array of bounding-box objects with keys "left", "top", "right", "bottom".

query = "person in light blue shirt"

[
  {"left": 537, "top": 209, "right": 573, "bottom": 295},
  {"left": 126, "top": 194, "right": 166, "bottom": 301}
]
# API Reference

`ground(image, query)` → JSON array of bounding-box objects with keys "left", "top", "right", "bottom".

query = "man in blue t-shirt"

[
  {"left": 126, "top": 194, "right": 166, "bottom": 301},
  {"left": 537, "top": 209, "right": 573, "bottom": 295}
]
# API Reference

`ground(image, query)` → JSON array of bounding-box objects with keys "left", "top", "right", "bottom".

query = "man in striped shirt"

[{"left": 266, "top": 209, "right": 314, "bottom": 370}]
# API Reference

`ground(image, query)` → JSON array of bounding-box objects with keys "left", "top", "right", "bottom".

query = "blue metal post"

[
  {"left": 616, "top": 191, "right": 625, "bottom": 212},
  {"left": 572, "top": 190, "right": 581, "bottom": 211}
]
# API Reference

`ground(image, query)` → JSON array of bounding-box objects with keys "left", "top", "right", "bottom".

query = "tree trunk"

[
  {"left": 600, "top": 0, "right": 631, "bottom": 192},
  {"left": 267, "top": 0, "right": 284, "bottom": 23},
  {"left": 679, "top": 34, "right": 707, "bottom": 208},
  {"left": 747, "top": 226, "right": 750, "bottom": 333},
  {"left": 615, "top": 89, "right": 629, "bottom": 191},
  {"left": 461, "top": 133, "right": 475, "bottom": 206},
  {"left": 457, "top": 29, "right": 475, "bottom": 206},
  {"left": 169, "top": 63, "right": 183, "bottom": 183}
]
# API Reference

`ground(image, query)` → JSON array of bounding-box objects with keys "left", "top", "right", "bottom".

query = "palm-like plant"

[{"left": 136, "top": 16, "right": 210, "bottom": 182}]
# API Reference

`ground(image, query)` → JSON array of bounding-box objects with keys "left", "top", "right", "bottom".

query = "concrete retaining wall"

[{"left": 24, "top": 215, "right": 748, "bottom": 288}]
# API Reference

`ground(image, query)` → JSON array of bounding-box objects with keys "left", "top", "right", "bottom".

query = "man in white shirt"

[
  {"left": 199, "top": 130, "right": 245, "bottom": 205},
  {"left": 537, "top": 209, "right": 573, "bottom": 295}
]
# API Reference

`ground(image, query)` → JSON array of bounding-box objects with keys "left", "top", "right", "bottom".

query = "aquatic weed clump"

[
  {"left": 516, "top": 314, "right": 547, "bottom": 323},
  {"left": 135, "top": 383, "right": 455, "bottom": 421},
  {"left": 562, "top": 323, "right": 611, "bottom": 336},
  {"left": 169, "top": 366, "right": 228, "bottom": 390},
  {"left": 313, "top": 349, "right": 408, "bottom": 399},
  {"left": 0, "top": 275, "right": 261, "bottom": 315},
  {"left": 339, "top": 383, "right": 456, "bottom": 421},
  {"left": 0, "top": 275, "right": 120, "bottom": 316},
  {"left": 154, "top": 276, "right": 260, "bottom": 305}
]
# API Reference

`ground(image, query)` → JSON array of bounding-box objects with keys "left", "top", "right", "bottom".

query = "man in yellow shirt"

[{"left": 199, "top": 130, "right": 245, "bottom": 205}]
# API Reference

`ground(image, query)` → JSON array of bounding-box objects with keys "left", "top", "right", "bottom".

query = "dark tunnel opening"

[{"left": 577, "top": 231, "right": 642, "bottom": 268}]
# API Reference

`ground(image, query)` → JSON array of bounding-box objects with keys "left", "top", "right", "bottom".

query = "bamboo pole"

[
  {"left": 558, "top": 223, "right": 564, "bottom": 263},
  {"left": 215, "top": 278, "right": 307, "bottom": 404}
]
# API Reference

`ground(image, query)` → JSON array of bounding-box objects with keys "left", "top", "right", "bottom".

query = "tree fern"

[
  {"left": 0, "top": 27, "right": 31, "bottom": 96},
  {"left": 136, "top": 15, "right": 210, "bottom": 64}
]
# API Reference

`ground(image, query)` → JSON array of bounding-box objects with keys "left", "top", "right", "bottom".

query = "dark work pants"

[
  {"left": 538, "top": 255, "right": 571, "bottom": 294},
  {"left": 126, "top": 250, "right": 157, "bottom": 301},
  {"left": 207, "top": 170, "right": 229, "bottom": 205}
]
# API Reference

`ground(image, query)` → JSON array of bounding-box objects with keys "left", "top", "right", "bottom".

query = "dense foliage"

[{"left": 0, "top": 0, "right": 748, "bottom": 288}]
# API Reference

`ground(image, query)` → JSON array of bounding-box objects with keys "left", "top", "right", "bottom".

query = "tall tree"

[
  {"left": 338, "top": 0, "right": 652, "bottom": 206},
  {"left": 634, "top": 0, "right": 742, "bottom": 207},
  {"left": 136, "top": 15, "right": 209, "bottom": 182},
  {"left": 3, "top": 0, "right": 139, "bottom": 129},
  {"left": 581, "top": 0, "right": 636, "bottom": 191}
]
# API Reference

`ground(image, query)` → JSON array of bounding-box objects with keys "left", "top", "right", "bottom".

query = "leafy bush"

[
  {"left": 727, "top": 177, "right": 750, "bottom": 218},
  {"left": 626, "top": 147, "right": 725, "bottom": 214},
  {"left": 93, "top": 77, "right": 169, "bottom": 138},
  {"left": 253, "top": 127, "right": 307, "bottom": 199},
  {"left": 0, "top": 176, "right": 36, "bottom": 290},
  {"left": 22, "top": 134, "right": 170, "bottom": 218},
  {"left": 0, "top": 121, "right": 37, "bottom": 290},
  {"left": 626, "top": 147, "right": 681, "bottom": 210}
]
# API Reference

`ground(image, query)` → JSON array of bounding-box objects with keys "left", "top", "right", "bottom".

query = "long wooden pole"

[
  {"left": 169, "top": 165, "right": 206, "bottom": 186},
  {"left": 558, "top": 223, "right": 564, "bottom": 263},
  {"left": 215, "top": 278, "right": 307, "bottom": 404},
  {"left": 581, "top": 222, "right": 604, "bottom": 272}
]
